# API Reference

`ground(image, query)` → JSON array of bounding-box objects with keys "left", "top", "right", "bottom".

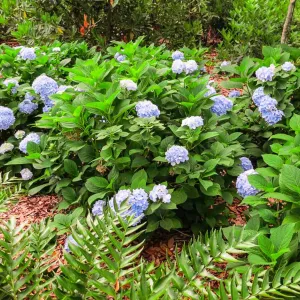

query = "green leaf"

[
  {"left": 62, "top": 187, "right": 77, "bottom": 203},
  {"left": 131, "top": 156, "right": 149, "bottom": 168},
  {"left": 242, "top": 196, "right": 267, "bottom": 206},
  {"left": 171, "top": 189, "right": 188, "bottom": 204},
  {"left": 6, "top": 157, "right": 32, "bottom": 165},
  {"left": 78, "top": 145, "right": 95, "bottom": 163},
  {"left": 85, "top": 176, "right": 108, "bottom": 193},
  {"left": 248, "top": 174, "right": 270, "bottom": 191},
  {"left": 220, "top": 80, "right": 244, "bottom": 89},
  {"left": 262, "top": 154, "right": 283, "bottom": 170},
  {"left": 290, "top": 114, "right": 300, "bottom": 132},
  {"left": 262, "top": 192, "right": 295, "bottom": 203},
  {"left": 131, "top": 169, "right": 147, "bottom": 189},
  {"left": 280, "top": 165, "right": 300, "bottom": 194},
  {"left": 64, "top": 159, "right": 79, "bottom": 177},
  {"left": 270, "top": 223, "right": 295, "bottom": 252},
  {"left": 160, "top": 218, "right": 174, "bottom": 231},
  {"left": 258, "top": 235, "right": 274, "bottom": 258}
]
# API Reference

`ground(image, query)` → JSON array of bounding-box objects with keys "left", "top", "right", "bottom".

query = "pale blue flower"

[
  {"left": 20, "top": 168, "right": 33, "bottom": 180},
  {"left": 282, "top": 62, "right": 296, "bottom": 72},
  {"left": 32, "top": 74, "right": 58, "bottom": 101},
  {"left": 18, "top": 100, "right": 38, "bottom": 114},
  {"left": 114, "top": 52, "right": 126, "bottom": 62},
  {"left": 24, "top": 92, "right": 35, "bottom": 101},
  {"left": 64, "top": 235, "right": 79, "bottom": 253},
  {"left": 252, "top": 87, "right": 266, "bottom": 106},
  {"left": 19, "top": 133, "right": 40, "bottom": 153},
  {"left": 260, "top": 105, "right": 284, "bottom": 125},
  {"left": 18, "top": 47, "right": 36, "bottom": 60},
  {"left": 210, "top": 95, "right": 233, "bottom": 116},
  {"left": 128, "top": 189, "right": 149, "bottom": 219},
  {"left": 240, "top": 157, "right": 253, "bottom": 171},
  {"left": 172, "top": 59, "right": 185, "bottom": 74},
  {"left": 120, "top": 79, "right": 137, "bottom": 91},
  {"left": 149, "top": 185, "right": 171, "bottom": 203},
  {"left": 204, "top": 84, "right": 216, "bottom": 97},
  {"left": 221, "top": 61, "right": 231, "bottom": 67},
  {"left": 57, "top": 85, "right": 73, "bottom": 94},
  {"left": 228, "top": 90, "right": 241, "bottom": 98},
  {"left": 256, "top": 65, "right": 275, "bottom": 82},
  {"left": 236, "top": 169, "right": 259, "bottom": 198},
  {"left": 181, "top": 116, "right": 204, "bottom": 129},
  {"left": 108, "top": 189, "right": 132, "bottom": 212},
  {"left": 257, "top": 95, "right": 278, "bottom": 110},
  {"left": 3, "top": 78, "right": 19, "bottom": 94},
  {"left": 0, "top": 106, "right": 15, "bottom": 130},
  {"left": 135, "top": 100, "right": 160, "bottom": 118},
  {"left": 0, "top": 143, "right": 14, "bottom": 154},
  {"left": 184, "top": 60, "right": 198, "bottom": 74},
  {"left": 172, "top": 50, "right": 184, "bottom": 60},
  {"left": 92, "top": 200, "right": 106, "bottom": 216},
  {"left": 52, "top": 47, "right": 61, "bottom": 52},
  {"left": 165, "top": 145, "right": 189, "bottom": 166}
]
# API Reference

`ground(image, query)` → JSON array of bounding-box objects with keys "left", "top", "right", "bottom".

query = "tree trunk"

[{"left": 281, "top": 0, "right": 297, "bottom": 44}]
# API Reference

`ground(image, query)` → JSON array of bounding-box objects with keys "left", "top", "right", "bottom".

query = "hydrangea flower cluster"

[
  {"left": 114, "top": 52, "right": 126, "bottom": 62},
  {"left": 19, "top": 133, "right": 40, "bottom": 153},
  {"left": 210, "top": 95, "right": 233, "bottom": 116},
  {"left": 165, "top": 145, "right": 189, "bottom": 166},
  {"left": 120, "top": 79, "right": 138, "bottom": 91},
  {"left": 64, "top": 235, "right": 79, "bottom": 253},
  {"left": 149, "top": 185, "right": 171, "bottom": 203},
  {"left": 57, "top": 85, "right": 73, "bottom": 94},
  {"left": 18, "top": 47, "right": 36, "bottom": 60},
  {"left": 135, "top": 100, "right": 160, "bottom": 118},
  {"left": 172, "top": 50, "right": 184, "bottom": 60},
  {"left": 240, "top": 157, "right": 253, "bottom": 171},
  {"left": 3, "top": 78, "right": 19, "bottom": 94},
  {"left": 32, "top": 74, "right": 59, "bottom": 111},
  {"left": 0, "top": 106, "right": 15, "bottom": 130},
  {"left": 20, "top": 168, "right": 33, "bottom": 180},
  {"left": 204, "top": 84, "right": 216, "bottom": 97},
  {"left": 252, "top": 87, "right": 284, "bottom": 125},
  {"left": 255, "top": 65, "right": 275, "bottom": 82},
  {"left": 181, "top": 116, "right": 204, "bottom": 129},
  {"left": 15, "top": 130, "right": 25, "bottom": 139},
  {"left": 18, "top": 99, "right": 38, "bottom": 114},
  {"left": 228, "top": 90, "right": 241, "bottom": 98},
  {"left": 236, "top": 169, "right": 259, "bottom": 198},
  {"left": 92, "top": 189, "right": 149, "bottom": 224},
  {"left": 282, "top": 62, "right": 296, "bottom": 72},
  {"left": 184, "top": 60, "right": 198, "bottom": 74},
  {"left": 172, "top": 59, "right": 185, "bottom": 74},
  {"left": 0, "top": 143, "right": 14, "bottom": 154},
  {"left": 221, "top": 61, "right": 231, "bottom": 67},
  {"left": 52, "top": 47, "right": 61, "bottom": 52}
]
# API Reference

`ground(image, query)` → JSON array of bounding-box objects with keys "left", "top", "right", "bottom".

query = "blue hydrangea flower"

[
  {"left": 64, "top": 235, "right": 79, "bottom": 253},
  {"left": 24, "top": 92, "right": 35, "bottom": 102},
  {"left": 3, "top": 78, "right": 19, "bottom": 94},
  {"left": 19, "top": 133, "right": 40, "bottom": 153},
  {"left": 92, "top": 200, "right": 106, "bottom": 216},
  {"left": 172, "top": 59, "right": 185, "bottom": 74},
  {"left": 172, "top": 50, "right": 184, "bottom": 60},
  {"left": 181, "top": 116, "right": 204, "bottom": 129},
  {"left": 184, "top": 60, "right": 198, "bottom": 74},
  {"left": 18, "top": 100, "right": 38, "bottom": 114},
  {"left": 42, "top": 101, "right": 54, "bottom": 113},
  {"left": 252, "top": 87, "right": 266, "bottom": 105},
  {"left": 108, "top": 189, "right": 132, "bottom": 213},
  {"left": 255, "top": 65, "right": 275, "bottom": 82},
  {"left": 18, "top": 47, "right": 36, "bottom": 60},
  {"left": 114, "top": 52, "right": 126, "bottom": 62},
  {"left": 240, "top": 157, "right": 253, "bottom": 171},
  {"left": 165, "top": 145, "right": 189, "bottom": 166},
  {"left": 260, "top": 106, "right": 284, "bottom": 125},
  {"left": 0, "top": 143, "right": 14, "bottom": 154},
  {"left": 228, "top": 90, "right": 241, "bottom": 98},
  {"left": 204, "top": 84, "right": 216, "bottom": 97},
  {"left": 282, "top": 62, "right": 296, "bottom": 72},
  {"left": 236, "top": 169, "right": 259, "bottom": 198},
  {"left": 128, "top": 189, "right": 149, "bottom": 220},
  {"left": 257, "top": 95, "right": 278, "bottom": 110},
  {"left": 52, "top": 47, "right": 61, "bottom": 52},
  {"left": 32, "top": 74, "right": 58, "bottom": 101},
  {"left": 20, "top": 168, "right": 33, "bottom": 180},
  {"left": 120, "top": 79, "right": 137, "bottom": 91},
  {"left": 14, "top": 130, "right": 25, "bottom": 139},
  {"left": 221, "top": 61, "right": 231, "bottom": 67},
  {"left": 57, "top": 85, "right": 73, "bottom": 94},
  {"left": 135, "top": 100, "right": 160, "bottom": 118},
  {"left": 0, "top": 106, "right": 15, "bottom": 130},
  {"left": 210, "top": 95, "right": 233, "bottom": 116},
  {"left": 149, "top": 185, "right": 171, "bottom": 203}
]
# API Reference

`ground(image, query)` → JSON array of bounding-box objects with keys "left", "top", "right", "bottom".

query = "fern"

[
  {"left": 0, "top": 218, "right": 56, "bottom": 299},
  {"left": 0, "top": 172, "right": 23, "bottom": 213}
]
